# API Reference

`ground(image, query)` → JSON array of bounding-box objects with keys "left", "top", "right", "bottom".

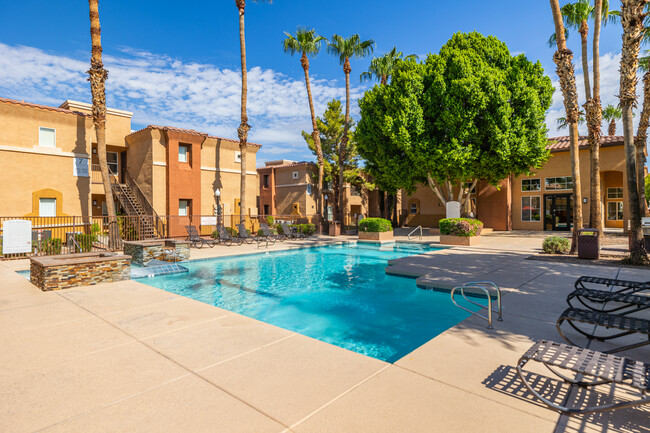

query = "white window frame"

[
  {"left": 292, "top": 171, "right": 299, "bottom": 180},
  {"left": 545, "top": 176, "right": 573, "bottom": 191},
  {"left": 179, "top": 199, "right": 190, "bottom": 217},
  {"left": 235, "top": 151, "right": 242, "bottom": 163},
  {"left": 521, "top": 196, "right": 541, "bottom": 222},
  {"left": 521, "top": 178, "right": 541, "bottom": 192},
  {"left": 38, "top": 127, "right": 56, "bottom": 148},
  {"left": 306, "top": 184, "right": 312, "bottom": 195},
  {"left": 39, "top": 198, "right": 57, "bottom": 217},
  {"left": 410, "top": 203, "right": 418, "bottom": 215},
  {"left": 607, "top": 187, "right": 623, "bottom": 199},
  {"left": 178, "top": 144, "right": 189, "bottom": 163},
  {"left": 106, "top": 151, "right": 119, "bottom": 175}
]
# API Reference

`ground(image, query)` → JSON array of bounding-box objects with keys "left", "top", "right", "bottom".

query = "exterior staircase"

[{"left": 110, "top": 173, "right": 165, "bottom": 240}]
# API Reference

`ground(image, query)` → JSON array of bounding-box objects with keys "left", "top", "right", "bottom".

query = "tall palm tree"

[
  {"left": 87, "top": 0, "right": 118, "bottom": 248},
  {"left": 619, "top": 0, "right": 648, "bottom": 264},
  {"left": 360, "top": 47, "right": 416, "bottom": 223},
  {"left": 556, "top": 114, "right": 586, "bottom": 131},
  {"left": 636, "top": 54, "right": 650, "bottom": 215},
  {"left": 550, "top": 0, "right": 584, "bottom": 254},
  {"left": 328, "top": 34, "right": 374, "bottom": 223},
  {"left": 235, "top": 0, "right": 271, "bottom": 224},
  {"left": 601, "top": 104, "right": 622, "bottom": 134},
  {"left": 282, "top": 28, "right": 328, "bottom": 224}
]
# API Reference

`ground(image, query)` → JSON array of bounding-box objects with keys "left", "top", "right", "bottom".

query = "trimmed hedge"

[
  {"left": 74, "top": 234, "right": 96, "bottom": 252},
  {"left": 542, "top": 236, "right": 570, "bottom": 254},
  {"left": 439, "top": 218, "right": 483, "bottom": 237},
  {"left": 359, "top": 218, "right": 392, "bottom": 233},
  {"left": 39, "top": 238, "right": 62, "bottom": 255}
]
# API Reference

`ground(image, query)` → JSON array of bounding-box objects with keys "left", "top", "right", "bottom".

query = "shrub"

[
  {"left": 211, "top": 227, "right": 237, "bottom": 239},
  {"left": 276, "top": 224, "right": 285, "bottom": 235},
  {"left": 266, "top": 215, "right": 275, "bottom": 226},
  {"left": 296, "top": 223, "right": 316, "bottom": 236},
  {"left": 359, "top": 218, "right": 392, "bottom": 233},
  {"left": 542, "top": 236, "right": 570, "bottom": 254},
  {"left": 74, "top": 234, "right": 95, "bottom": 252},
  {"left": 39, "top": 238, "right": 62, "bottom": 255},
  {"left": 439, "top": 218, "right": 483, "bottom": 237}
]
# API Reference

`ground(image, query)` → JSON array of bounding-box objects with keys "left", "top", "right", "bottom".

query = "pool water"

[{"left": 136, "top": 242, "right": 476, "bottom": 363}]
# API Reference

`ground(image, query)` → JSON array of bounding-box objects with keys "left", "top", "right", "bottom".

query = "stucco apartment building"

[
  {"left": 0, "top": 97, "right": 260, "bottom": 235},
  {"left": 403, "top": 135, "right": 629, "bottom": 231}
]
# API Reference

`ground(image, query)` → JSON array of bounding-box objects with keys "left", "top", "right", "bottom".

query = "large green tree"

[{"left": 357, "top": 32, "right": 553, "bottom": 214}]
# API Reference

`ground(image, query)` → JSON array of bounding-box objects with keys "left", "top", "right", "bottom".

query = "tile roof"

[
  {"left": 128, "top": 125, "right": 262, "bottom": 147},
  {"left": 0, "top": 97, "right": 90, "bottom": 117},
  {"left": 257, "top": 161, "right": 316, "bottom": 171},
  {"left": 547, "top": 135, "right": 624, "bottom": 152}
]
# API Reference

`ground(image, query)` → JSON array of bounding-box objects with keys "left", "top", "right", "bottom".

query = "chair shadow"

[{"left": 483, "top": 365, "right": 650, "bottom": 433}]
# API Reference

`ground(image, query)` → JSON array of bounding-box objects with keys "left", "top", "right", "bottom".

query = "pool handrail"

[{"left": 450, "top": 281, "right": 503, "bottom": 329}]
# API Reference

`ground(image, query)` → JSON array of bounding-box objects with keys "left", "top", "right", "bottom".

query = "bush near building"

[
  {"left": 359, "top": 218, "right": 392, "bottom": 233},
  {"left": 542, "top": 236, "right": 570, "bottom": 254},
  {"left": 439, "top": 218, "right": 483, "bottom": 237}
]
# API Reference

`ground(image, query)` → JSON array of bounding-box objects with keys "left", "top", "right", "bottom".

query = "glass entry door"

[{"left": 544, "top": 194, "right": 572, "bottom": 231}]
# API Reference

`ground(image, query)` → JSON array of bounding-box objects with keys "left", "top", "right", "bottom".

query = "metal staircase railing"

[
  {"left": 110, "top": 173, "right": 165, "bottom": 239},
  {"left": 450, "top": 281, "right": 503, "bottom": 329}
]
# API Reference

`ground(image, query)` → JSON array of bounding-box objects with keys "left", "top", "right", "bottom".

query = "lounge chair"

[
  {"left": 185, "top": 225, "right": 216, "bottom": 249},
  {"left": 260, "top": 223, "right": 285, "bottom": 242},
  {"left": 567, "top": 287, "right": 650, "bottom": 315},
  {"left": 556, "top": 307, "right": 650, "bottom": 353},
  {"left": 575, "top": 276, "right": 649, "bottom": 295},
  {"left": 216, "top": 225, "right": 243, "bottom": 246},
  {"left": 237, "top": 223, "right": 260, "bottom": 245},
  {"left": 517, "top": 340, "right": 650, "bottom": 415},
  {"left": 281, "top": 222, "right": 305, "bottom": 240}
]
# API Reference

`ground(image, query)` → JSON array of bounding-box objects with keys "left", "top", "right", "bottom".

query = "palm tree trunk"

[
  {"left": 236, "top": 1, "right": 249, "bottom": 224},
  {"left": 608, "top": 119, "right": 616, "bottom": 135},
  {"left": 586, "top": 1, "right": 603, "bottom": 233},
  {"left": 550, "top": 0, "right": 583, "bottom": 254},
  {"left": 635, "top": 71, "right": 650, "bottom": 216},
  {"left": 301, "top": 53, "right": 324, "bottom": 224},
  {"left": 620, "top": 0, "right": 647, "bottom": 264},
  {"left": 88, "top": 0, "right": 118, "bottom": 249},
  {"left": 339, "top": 57, "right": 352, "bottom": 223},
  {"left": 580, "top": 21, "right": 592, "bottom": 101}
]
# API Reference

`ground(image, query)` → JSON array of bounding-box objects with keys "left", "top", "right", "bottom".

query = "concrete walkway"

[{"left": 0, "top": 234, "right": 648, "bottom": 432}]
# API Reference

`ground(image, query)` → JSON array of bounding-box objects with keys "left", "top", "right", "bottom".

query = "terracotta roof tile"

[
  {"left": 127, "top": 125, "right": 262, "bottom": 148},
  {"left": 257, "top": 161, "right": 316, "bottom": 171},
  {"left": 0, "top": 97, "right": 90, "bottom": 117},
  {"left": 547, "top": 135, "right": 624, "bottom": 152}
]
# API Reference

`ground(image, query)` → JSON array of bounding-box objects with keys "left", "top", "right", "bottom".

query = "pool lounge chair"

[
  {"left": 216, "top": 225, "right": 243, "bottom": 246},
  {"left": 237, "top": 223, "right": 261, "bottom": 245},
  {"left": 517, "top": 340, "right": 650, "bottom": 415},
  {"left": 255, "top": 224, "right": 278, "bottom": 245},
  {"left": 575, "top": 276, "right": 649, "bottom": 295},
  {"left": 281, "top": 222, "right": 305, "bottom": 240},
  {"left": 556, "top": 307, "right": 650, "bottom": 353},
  {"left": 260, "top": 223, "right": 285, "bottom": 242},
  {"left": 567, "top": 286, "right": 650, "bottom": 315},
  {"left": 185, "top": 225, "right": 216, "bottom": 249}
]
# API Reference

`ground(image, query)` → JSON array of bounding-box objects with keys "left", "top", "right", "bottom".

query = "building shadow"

[{"left": 75, "top": 115, "right": 91, "bottom": 229}]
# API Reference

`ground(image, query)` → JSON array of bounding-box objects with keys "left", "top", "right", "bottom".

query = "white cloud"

[{"left": 0, "top": 42, "right": 368, "bottom": 166}]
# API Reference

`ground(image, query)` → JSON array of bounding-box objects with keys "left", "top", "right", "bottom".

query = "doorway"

[{"left": 544, "top": 194, "right": 572, "bottom": 231}]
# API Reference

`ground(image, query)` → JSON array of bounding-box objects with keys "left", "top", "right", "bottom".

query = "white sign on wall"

[
  {"left": 2, "top": 220, "right": 32, "bottom": 254},
  {"left": 73, "top": 157, "right": 89, "bottom": 177},
  {"left": 201, "top": 216, "right": 217, "bottom": 226},
  {"left": 446, "top": 201, "right": 461, "bottom": 219}
]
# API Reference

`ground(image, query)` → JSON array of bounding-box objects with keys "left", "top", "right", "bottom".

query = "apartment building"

[{"left": 402, "top": 135, "right": 629, "bottom": 231}]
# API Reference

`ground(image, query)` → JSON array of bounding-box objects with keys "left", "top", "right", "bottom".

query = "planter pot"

[
  {"left": 358, "top": 231, "right": 394, "bottom": 242},
  {"left": 439, "top": 234, "right": 481, "bottom": 246}
]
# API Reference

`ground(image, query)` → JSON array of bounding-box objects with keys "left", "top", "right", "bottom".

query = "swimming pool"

[{"left": 136, "top": 242, "right": 475, "bottom": 362}]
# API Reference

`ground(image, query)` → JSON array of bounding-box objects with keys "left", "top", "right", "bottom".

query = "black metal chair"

[
  {"left": 281, "top": 222, "right": 305, "bottom": 240},
  {"left": 185, "top": 225, "right": 216, "bottom": 249},
  {"left": 260, "top": 223, "right": 285, "bottom": 242},
  {"left": 216, "top": 225, "right": 242, "bottom": 246}
]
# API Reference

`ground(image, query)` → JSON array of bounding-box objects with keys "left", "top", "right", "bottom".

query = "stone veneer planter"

[
  {"left": 30, "top": 252, "right": 131, "bottom": 291},
  {"left": 439, "top": 235, "right": 481, "bottom": 246},
  {"left": 358, "top": 231, "right": 394, "bottom": 242},
  {"left": 122, "top": 239, "right": 190, "bottom": 265}
]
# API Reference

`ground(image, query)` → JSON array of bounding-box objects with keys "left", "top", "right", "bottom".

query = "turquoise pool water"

[{"left": 136, "top": 242, "right": 475, "bottom": 362}]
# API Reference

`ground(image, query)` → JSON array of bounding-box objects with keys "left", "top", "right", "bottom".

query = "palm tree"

[
  {"left": 360, "top": 47, "right": 416, "bottom": 224},
  {"left": 282, "top": 28, "right": 328, "bottom": 225},
  {"left": 601, "top": 104, "right": 622, "bottom": 134},
  {"left": 549, "top": 0, "right": 584, "bottom": 254},
  {"left": 328, "top": 34, "right": 374, "bottom": 223},
  {"left": 87, "top": 0, "right": 118, "bottom": 248},
  {"left": 235, "top": 0, "right": 271, "bottom": 225},
  {"left": 619, "top": 0, "right": 647, "bottom": 264},
  {"left": 636, "top": 54, "right": 650, "bottom": 215},
  {"left": 555, "top": 114, "right": 586, "bottom": 131}
]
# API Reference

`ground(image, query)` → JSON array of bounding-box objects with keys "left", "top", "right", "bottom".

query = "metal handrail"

[
  {"left": 407, "top": 225, "right": 423, "bottom": 241},
  {"left": 450, "top": 281, "right": 503, "bottom": 329},
  {"left": 123, "top": 171, "right": 166, "bottom": 238}
]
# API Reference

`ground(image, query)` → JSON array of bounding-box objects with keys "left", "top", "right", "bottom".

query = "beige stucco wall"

[{"left": 270, "top": 165, "right": 316, "bottom": 216}]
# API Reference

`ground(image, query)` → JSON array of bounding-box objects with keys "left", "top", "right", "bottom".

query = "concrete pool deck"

[{"left": 0, "top": 233, "right": 648, "bottom": 432}]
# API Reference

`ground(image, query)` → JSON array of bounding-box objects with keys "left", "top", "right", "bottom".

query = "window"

[
  {"left": 521, "top": 196, "right": 541, "bottom": 222},
  {"left": 292, "top": 171, "right": 299, "bottom": 180},
  {"left": 607, "top": 187, "right": 623, "bottom": 199},
  {"left": 39, "top": 198, "right": 57, "bottom": 217},
  {"left": 263, "top": 204, "right": 269, "bottom": 215},
  {"left": 178, "top": 144, "right": 190, "bottom": 163},
  {"left": 307, "top": 184, "right": 312, "bottom": 195},
  {"left": 101, "top": 201, "right": 107, "bottom": 216},
  {"left": 179, "top": 199, "right": 190, "bottom": 216},
  {"left": 39, "top": 127, "right": 56, "bottom": 148},
  {"left": 263, "top": 174, "right": 269, "bottom": 187},
  {"left": 107, "top": 152, "right": 118, "bottom": 175},
  {"left": 235, "top": 151, "right": 242, "bottom": 163},
  {"left": 545, "top": 177, "right": 573, "bottom": 190},
  {"left": 464, "top": 182, "right": 477, "bottom": 194},
  {"left": 607, "top": 201, "right": 624, "bottom": 220},
  {"left": 410, "top": 203, "right": 418, "bottom": 214},
  {"left": 521, "top": 179, "right": 541, "bottom": 191}
]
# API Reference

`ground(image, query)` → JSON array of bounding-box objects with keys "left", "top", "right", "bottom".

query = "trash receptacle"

[
  {"left": 577, "top": 228, "right": 599, "bottom": 259},
  {"left": 643, "top": 226, "right": 650, "bottom": 252},
  {"left": 329, "top": 221, "right": 341, "bottom": 236}
]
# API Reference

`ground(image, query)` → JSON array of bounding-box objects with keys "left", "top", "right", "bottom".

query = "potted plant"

[
  {"left": 358, "top": 218, "right": 393, "bottom": 242},
  {"left": 439, "top": 218, "right": 483, "bottom": 246}
]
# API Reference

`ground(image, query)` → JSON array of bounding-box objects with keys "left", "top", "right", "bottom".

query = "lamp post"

[{"left": 214, "top": 189, "right": 222, "bottom": 227}]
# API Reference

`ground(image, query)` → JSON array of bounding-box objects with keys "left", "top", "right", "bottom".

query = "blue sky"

[{"left": 0, "top": 0, "right": 632, "bottom": 165}]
